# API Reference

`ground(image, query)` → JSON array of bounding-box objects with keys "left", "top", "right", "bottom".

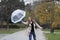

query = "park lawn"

[
  {"left": 46, "top": 33, "right": 60, "bottom": 40},
  {"left": 0, "top": 28, "right": 26, "bottom": 34},
  {"left": 44, "top": 29, "right": 60, "bottom": 32},
  {"left": 45, "top": 29, "right": 60, "bottom": 40}
]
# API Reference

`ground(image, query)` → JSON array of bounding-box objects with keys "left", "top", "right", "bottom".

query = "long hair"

[{"left": 27, "top": 17, "right": 34, "bottom": 24}]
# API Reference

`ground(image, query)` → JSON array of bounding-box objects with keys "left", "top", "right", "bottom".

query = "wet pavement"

[{"left": 0, "top": 29, "right": 47, "bottom": 40}]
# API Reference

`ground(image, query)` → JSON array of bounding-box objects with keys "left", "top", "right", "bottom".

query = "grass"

[
  {"left": 44, "top": 29, "right": 60, "bottom": 40},
  {"left": 46, "top": 33, "right": 60, "bottom": 40},
  {"left": 0, "top": 28, "right": 26, "bottom": 34},
  {"left": 44, "top": 29, "right": 60, "bottom": 32}
]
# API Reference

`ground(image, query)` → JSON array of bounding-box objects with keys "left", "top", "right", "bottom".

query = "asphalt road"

[
  {"left": 0, "top": 29, "right": 47, "bottom": 40},
  {"left": 0, "top": 34, "right": 9, "bottom": 38}
]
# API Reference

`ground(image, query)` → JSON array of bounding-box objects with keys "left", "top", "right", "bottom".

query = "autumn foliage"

[{"left": 33, "top": 2, "right": 60, "bottom": 28}]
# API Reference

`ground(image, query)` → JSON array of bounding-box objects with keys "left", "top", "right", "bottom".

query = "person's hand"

[
  {"left": 25, "top": 30, "right": 28, "bottom": 36},
  {"left": 39, "top": 27, "right": 43, "bottom": 30},
  {"left": 25, "top": 28, "right": 30, "bottom": 36}
]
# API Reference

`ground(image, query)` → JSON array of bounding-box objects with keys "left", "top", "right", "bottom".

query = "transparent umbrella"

[{"left": 11, "top": 9, "right": 26, "bottom": 23}]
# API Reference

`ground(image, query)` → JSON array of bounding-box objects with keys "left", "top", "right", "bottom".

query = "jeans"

[{"left": 29, "top": 32, "right": 36, "bottom": 40}]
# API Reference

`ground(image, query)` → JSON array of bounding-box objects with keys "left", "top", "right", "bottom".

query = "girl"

[{"left": 22, "top": 17, "right": 42, "bottom": 40}]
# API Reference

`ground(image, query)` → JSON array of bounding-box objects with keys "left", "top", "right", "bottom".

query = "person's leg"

[
  {"left": 33, "top": 32, "right": 36, "bottom": 40},
  {"left": 29, "top": 32, "right": 32, "bottom": 40}
]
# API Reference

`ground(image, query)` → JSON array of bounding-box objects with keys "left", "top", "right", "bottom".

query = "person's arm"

[
  {"left": 35, "top": 21, "right": 42, "bottom": 30},
  {"left": 22, "top": 21, "right": 28, "bottom": 25}
]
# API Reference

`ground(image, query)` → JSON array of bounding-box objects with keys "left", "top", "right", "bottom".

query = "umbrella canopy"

[{"left": 11, "top": 9, "right": 26, "bottom": 23}]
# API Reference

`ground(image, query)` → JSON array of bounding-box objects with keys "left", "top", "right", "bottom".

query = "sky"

[
  {"left": 24, "top": 0, "right": 34, "bottom": 5},
  {"left": 0, "top": 0, "right": 40, "bottom": 5},
  {"left": 0, "top": 0, "right": 34, "bottom": 5},
  {"left": 24, "top": 0, "right": 40, "bottom": 5}
]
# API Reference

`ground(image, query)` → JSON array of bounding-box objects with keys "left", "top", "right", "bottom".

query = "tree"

[
  {"left": 0, "top": 0, "right": 25, "bottom": 29},
  {"left": 33, "top": 1, "right": 60, "bottom": 33},
  {"left": 34, "top": 2, "right": 55, "bottom": 25}
]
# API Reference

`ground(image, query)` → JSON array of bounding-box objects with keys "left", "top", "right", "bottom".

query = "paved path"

[
  {"left": 0, "top": 34, "right": 9, "bottom": 38},
  {"left": 0, "top": 29, "right": 47, "bottom": 40},
  {"left": 44, "top": 31, "right": 60, "bottom": 34}
]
